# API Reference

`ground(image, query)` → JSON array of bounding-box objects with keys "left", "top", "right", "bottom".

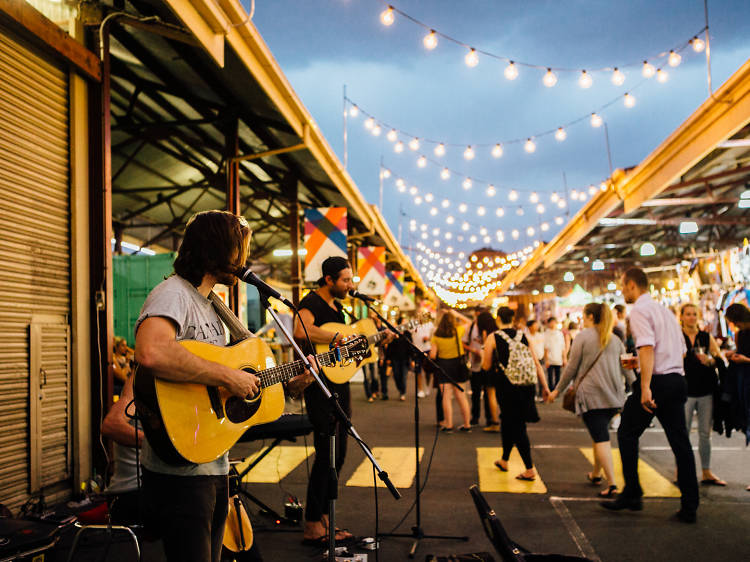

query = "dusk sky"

[{"left": 249, "top": 1, "right": 750, "bottom": 274}]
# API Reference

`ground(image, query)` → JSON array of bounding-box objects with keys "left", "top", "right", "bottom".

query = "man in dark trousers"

[
  {"left": 601, "top": 267, "right": 699, "bottom": 523},
  {"left": 294, "top": 256, "right": 356, "bottom": 545}
]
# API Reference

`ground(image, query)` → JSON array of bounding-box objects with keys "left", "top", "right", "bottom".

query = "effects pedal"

[{"left": 284, "top": 496, "right": 303, "bottom": 523}]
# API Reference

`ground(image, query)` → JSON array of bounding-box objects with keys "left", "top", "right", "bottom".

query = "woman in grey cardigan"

[{"left": 548, "top": 302, "right": 635, "bottom": 497}]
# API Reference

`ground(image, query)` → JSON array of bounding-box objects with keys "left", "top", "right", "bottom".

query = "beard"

[
  {"left": 216, "top": 270, "right": 239, "bottom": 286},
  {"left": 331, "top": 285, "right": 348, "bottom": 300}
]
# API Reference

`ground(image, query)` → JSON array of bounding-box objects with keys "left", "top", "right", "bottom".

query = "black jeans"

[
  {"left": 389, "top": 358, "right": 408, "bottom": 396},
  {"left": 617, "top": 374, "right": 699, "bottom": 513},
  {"left": 142, "top": 469, "right": 228, "bottom": 562},
  {"left": 547, "top": 365, "right": 562, "bottom": 390},
  {"left": 470, "top": 370, "right": 492, "bottom": 424},
  {"left": 304, "top": 383, "right": 351, "bottom": 522},
  {"left": 500, "top": 415, "right": 533, "bottom": 469}
]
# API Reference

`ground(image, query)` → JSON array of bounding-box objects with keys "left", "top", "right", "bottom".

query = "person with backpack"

[{"left": 482, "top": 307, "right": 550, "bottom": 481}]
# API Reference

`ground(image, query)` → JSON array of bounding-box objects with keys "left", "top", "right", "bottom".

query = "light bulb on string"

[
  {"left": 578, "top": 191, "right": 588, "bottom": 202},
  {"left": 480, "top": 227, "right": 488, "bottom": 236},
  {"left": 557, "top": 198, "right": 567, "bottom": 208},
  {"left": 409, "top": 138, "right": 420, "bottom": 151},
  {"left": 417, "top": 155, "right": 427, "bottom": 168},
  {"left": 409, "top": 186, "right": 418, "bottom": 195},
  {"left": 349, "top": 105, "right": 359, "bottom": 117},
  {"left": 496, "top": 207, "right": 505, "bottom": 217},
  {"left": 668, "top": 50, "right": 682, "bottom": 67},
  {"left": 465, "top": 48, "right": 479, "bottom": 67},
  {"left": 387, "top": 129, "right": 398, "bottom": 142},
  {"left": 611, "top": 68, "right": 625, "bottom": 86},
  {"left": 397, "top": 183, "right": 406, "bottom": 193},
  {"left": 440, "top": 167, "right": 450, "bottom": 180},
  {"left": 486, "top": 185, "right": 496, "bottom": 197},
  {"left": 588, "top": 185, "right": 597, "bottom": 195},
  {"left": 516, "top": 208, "right": 525, "bottom": 216},
  {"left": 656, "top": 68, "right": 668, "bottom": 83},
  {"left": 541, "top": 222, "right": 549, "bottom": 232},
  {"left": 424, "top": 193, "right": 434, "bottom": 203},
  {"left": 364, "top": 117, "right": 374, "bottom": 130},
  {"left": 496, "top": 230, "right": 504, "bottom": 240},
  {"left": 642, "top": 61, "right": 656, "bottom": 78},
  {"left": 381, "top": 168, "right": 391, "bottom": 179},
  {"left": 469, "top": 235, "right": 478, "bottom": 244},
  {"left": 441, "top": 199, "right": 450, "bottom": 208},
  {"left": 380, "top": 6, "right": 395, "bottom": 26},
  {"left": 578, "top": 70, "right": 593, "bottom": 88},
  {"left": 492, "top": 143, "right": 503, "bottom": 158},
  {"left": 477, "top": 206, "right": 486, "bottom": 216},
  {"left": 394, "top": 141, "right": 404, "bottom": 153},
  {"left": 462, "top": 222, "right": 470, "bottom": 231},
  {"left": 590, "top": 113, "right": 603, "bottom": 127},
  {"left": 536, "top": 203, "right": 545, "bottom": 214},
  {"left": 550, "top": 192, "right": 559, "bottom": 203},
  {"left": 512, "top": 229, "right": 520, "bottom": 240},
  {"left": 458, "top": 203, "right": 468, "bottom": 213},
  {"left": 423, "top": 29, "right": 438, "bottom": 50},
  {"left": 524, "top": 138, "right": 536, "bottom": 153},
  {"left": 462, "top": 178, "right": 473, "bottom": 190},
  {"left": 371, "top": 124, "right": 381, "bottom": 136},
  {"left": 600, "top": 182, "right": 608, "bottom": 191},
  {"left": 463, "top": 146, "right": 475, "bottom": 160},
  {"left": 509, "top": 190, "right": 518, "bottom": 201},
  {"left": 434, "top": 143, "right": 445, "bottom": 157},
  {"left": 395, "top": 178, "right": 405, "bottom": 189},
  {"left": 527, "top": 226, "right": 535, "bottom": 236},
  {"left": 624, "top": 93, "right": 636, "bottom": 108},
  {"left": 691, "top": 36, "right": 705, "bottom": 52},
  {"left": 571, "top": 189, "right": 579, "bottom": 200},
  {"left": 445, "top": 232, "right": 452, "bottom": 240},
  {"left": 446, "top": 216, "right": 455, "bottom": 224},
  {"left": 430, "top": 207, "right": 438, "bottom": 216},
  {"left": 555, "top": 127, "right": 567, "bottom": 141},
  {"left": 543, "top": 68, "right": 558, "bottom": 87},
  {"left": 504, "top": 61, "right": 518, "bottom": 80},
  {"left": 555, "top": 216, "right": 564, "bottom": 225},
  {"left": 414, "top": 196, "right": 422, "bottom": 205},
  {"left": 483, "top": 236, "right": 491, "bottom": 244},
  {"left": 529, "top": 192, "right": 539, "bottom": 203}
]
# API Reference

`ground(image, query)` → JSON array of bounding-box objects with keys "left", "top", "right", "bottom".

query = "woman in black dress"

[{"left": 482, "top": 307, "right": 549, "bottom": 481}]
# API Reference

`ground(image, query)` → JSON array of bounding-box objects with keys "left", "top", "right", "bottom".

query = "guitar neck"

[{"left": 256, "top": 347, "right": 344, "bottom": 388}]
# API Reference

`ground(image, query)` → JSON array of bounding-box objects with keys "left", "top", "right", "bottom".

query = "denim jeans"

[{"left": 685, "top": 394, "right": 713, "bottom": 471}]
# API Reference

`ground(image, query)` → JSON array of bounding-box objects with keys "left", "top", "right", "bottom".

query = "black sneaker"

[{"left": 600, "top": 496, "right": 643, "bottom": 511}]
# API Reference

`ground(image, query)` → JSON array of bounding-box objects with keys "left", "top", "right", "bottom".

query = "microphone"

[
  {"left": 349, "top": 289, "right": 377, "bottom": 303},
  {"left": 237, "top": 267, "right": 295, "bottom": 309}
]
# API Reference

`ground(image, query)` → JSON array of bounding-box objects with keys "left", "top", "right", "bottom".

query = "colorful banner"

[
  {"left": 384, "top": 270, "right": 404, "bottom": 307},
  {"left": 356, "top": 246, "right": 386, "bottom": 295},
  {"left": 304, "top": 207, "right": 348, "bottom": 282},
  {"left": 401, "top": 281, "right": 416, "bottom": 311}
]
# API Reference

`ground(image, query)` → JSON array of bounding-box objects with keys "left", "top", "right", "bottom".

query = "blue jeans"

[{"left": 685, "top": 394, "right": 713, "bottom": 471}]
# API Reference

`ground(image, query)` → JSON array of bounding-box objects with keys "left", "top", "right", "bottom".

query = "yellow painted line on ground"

[
  {"left": 235, "top": 446, "right": 313, "bottom": 484},
  {"left": 346, "top": 447, "right": 424, "bottom": 488},
  {"left": 477, "top": 447, "right": 548, "bottom": 494},
  {"left": 579, "top": 448, "right": 680, "bottom": 497}
]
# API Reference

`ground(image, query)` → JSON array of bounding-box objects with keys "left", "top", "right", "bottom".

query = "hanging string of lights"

[
  {"left": 348, "top": 77, "right": 654, "bottom": 161},
  {"left": 377, "top": 2, "right": 706, "bottom": 87}
]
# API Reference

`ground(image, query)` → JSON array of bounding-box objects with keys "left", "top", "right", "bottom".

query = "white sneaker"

[{"left": 417, "top": 390, "right": 425, "bottom": 398}]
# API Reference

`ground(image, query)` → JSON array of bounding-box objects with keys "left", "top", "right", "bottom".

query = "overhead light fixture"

[
  {"left": 591, "top": 260, "right": 605, "bottom": 271},
  {"left": 563, "top": 271, "right": 574, "bottom": 282},
  {"left": 640, "top": 242, "right": 656, "bottom": 256},
  {"left": 607, "top": 282, "right": 617, "bottom": 291},
  {"left": 679, "top": 221, "right": 699, "bottom": 234},
  {"left": 544, "top": 284, "right": 554, "bottom": 293}
]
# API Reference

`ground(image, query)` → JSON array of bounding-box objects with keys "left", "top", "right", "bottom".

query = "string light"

[
  {"left": 509, "top": 190, "right": 518, "bottom": 201},
  {"left": 590, "top": 113, "right": 603, "bottom": 127},
  {"left": 441, "top": 199, "right": 450, "bottom": 208},
  {"left": 372, "top": 124, "right": 381, "bottom": 136},
  {"left": 440, "top": 167, "right": 450, "bottom": 180},
  {"left": 424, "top": 192, "right": 434, "bottom": 202},
  {"left": 504, "top": 61, "right": 518, "bottom": 80},
  {"left": 578, "top": 70, "right": 593, "bottom": 89},
  {"left": 465, "top": 48, "right": 479, "bottom": 67},
  {"left": 458, "top": 203, "right": 468, "bottom": 212},
  {"left": 434, "top": 143, "right": 446, "bottom": 156},
  {"left": 423, "top": 29, "right": 438, "bottom": 50},
  {"left": 382, "top": 168, "right": 391, "bottom": 179},
  {"left": 496, "top": 207, "right": 504, "bottom": 217},
  {"left": 349, "top": 105, "right": 359, "bottom": 117},
  {"left": 417, "top": 155, "right": 427, "bottom": 167},
  {"left": 365, "top": 117, "right": 374, "bottom": 129},
  {"left": 529, "top": 192, "right": 539, "bottom": 203},
  {"left": 524, "top": 138, "right": 536, "bottom": 153},
  {"left": 387, "top": 129, "right": 398, "bottom": 142},
  {"left": 512, "top": 229, "right": 520, "bottom": 240},
  {"left": 691, "top": 36, "right": 705, "bottom": 53},
  {"left": 394, "top": 140, "right": 404, "bottom": 153},
  {"left": 492, "top": 143, "right": 503, "bottom": 158},
  {"left": 536, "top": 204, "right": 545, "bottom": 214},
  {"left": 462, "top": 178, "right": 473, "bottom": 190},
  {"left": 642, "top": 61, "right": 656, "bottom": 78},
  {"left": 555, "top": 127, "right": 567, "bottom": 141},
  {"left": 486, "top": 185, "right": 496, "bottom": 197},
  {"left": 380, "top": 6, "right": 395, "bottom": 26},
  {"left": 611, "top": 68, "right": 626, "bottom": 86},
  {"left": 656, "top": 68, "right": 668, "bottom": 83},
  {"left": 463, "top": 146, "right": 475, "bottom": 160},
  {"left": 668, "top": 50, "right": 682, "bottom": 67},
  {"left": 623, "top": 93, "right": 636, "bottom": 108},
  {"left": 477, "top": 206, "right": 486, "bottom": 216},
  {"left": 409, "top": 138, "right": 420, "bottom": 151},
  {"left": 543, "top": 68, "right": 557, "bottom": 87}
]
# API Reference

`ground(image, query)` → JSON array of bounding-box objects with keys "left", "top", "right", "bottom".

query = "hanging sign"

[
  {"left": 356, "top": 246, "right": 386, "bottom": 295},
  {"left": 304, "top": 207, "right": 348, "bottom": 282},
  {"left": 384, "top": 270, "right": 404, "bottom": 307}
]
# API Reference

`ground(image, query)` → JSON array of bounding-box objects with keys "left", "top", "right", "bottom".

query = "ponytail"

[{"left": 584, "top": 302, "right": 614, "bottom": 350}]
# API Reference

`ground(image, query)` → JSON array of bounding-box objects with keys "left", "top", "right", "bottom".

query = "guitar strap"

[{"left": 208, "top": 291, "right": 254, "bottom": 342}]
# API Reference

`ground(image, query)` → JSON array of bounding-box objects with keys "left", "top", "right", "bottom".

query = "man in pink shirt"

[{"left": 601, "top": 267, "right": 698, "bottom": 523}]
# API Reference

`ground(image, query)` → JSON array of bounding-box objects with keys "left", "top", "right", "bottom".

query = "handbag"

[
  {"left": 562, "top": 347, "right": 604, "bottom": 413},
  {"left": 451, "top": 328, "right": 471, "bottom": 383}
]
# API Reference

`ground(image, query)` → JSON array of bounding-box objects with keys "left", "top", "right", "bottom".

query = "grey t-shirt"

[{"left": 134, "top": 275, "right": 229, "bottom": 476}]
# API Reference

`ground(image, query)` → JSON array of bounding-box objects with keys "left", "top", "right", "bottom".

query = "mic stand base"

[{"left": 380, "top": 527, "right": 469, "bottom": 559}]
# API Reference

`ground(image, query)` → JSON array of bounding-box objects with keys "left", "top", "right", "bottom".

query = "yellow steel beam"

[{"left": 232, "top": 142, "right": 306, "bottom": 163}]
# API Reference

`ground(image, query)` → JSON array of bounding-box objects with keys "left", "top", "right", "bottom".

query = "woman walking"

[
  {"left": 680, "top": 303, "right": 726, "bottom": 486},
  {"left": 429, "top": 309, "right": 473, "bottom": 432},
  {"left": 723, "top": 303, "right": 750, "bottom": 491},
  {"left": 548, "top": 303, "right": 634, "bottom": 497},
  {"left": 482, "top": 307, "right": 549, "bottom": 481}
]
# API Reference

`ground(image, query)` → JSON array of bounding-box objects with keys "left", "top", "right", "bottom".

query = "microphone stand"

[
  {"left": 256, "top": 290, "right": 401, "bottom": 562},
  {"left": 356, "top": 299, "right": 468, "bottom": 559}
]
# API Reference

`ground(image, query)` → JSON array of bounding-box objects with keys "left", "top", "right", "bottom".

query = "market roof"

[
  {"left": 108, "top": 0, "right": 425, "bottom": 291},
  {"left": 502, "top": 58, "right": 750, "bottom": 294}
]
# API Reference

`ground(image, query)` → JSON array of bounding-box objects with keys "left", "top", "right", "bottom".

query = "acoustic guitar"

[
  {"left": 315, "top": 318, "right": 420, "bottom": 384},
  {"left": 134, "top": 335, "right": 369, "bottom": 465}
]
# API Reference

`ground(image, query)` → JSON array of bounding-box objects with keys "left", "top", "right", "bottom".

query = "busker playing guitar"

[
  {"left": 294, "top": 256, "right": 393, "bottom": 546},
  {"left": 134, "top": 210, "right": 313, "bottom": 562}
]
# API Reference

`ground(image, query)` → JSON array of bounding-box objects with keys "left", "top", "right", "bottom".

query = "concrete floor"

[{"left": 53, "top": 379, "right": 750, "bottom": 561}]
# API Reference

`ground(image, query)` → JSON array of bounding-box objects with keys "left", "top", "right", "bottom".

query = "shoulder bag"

[
  {"left": 452, "top": 328, "right": 471, "bottom": 383},
  {"left": 562, "top": 346, "right": 604, "bottom": 413}
]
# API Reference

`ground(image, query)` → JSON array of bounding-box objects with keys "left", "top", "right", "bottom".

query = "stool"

[{"left": 66, "top": 520, "right": 141, "bottom": 562}]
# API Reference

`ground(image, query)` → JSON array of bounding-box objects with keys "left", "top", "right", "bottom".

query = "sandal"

[
  {"left": 700, "top": 478, "right": 727, "bottom": 487},
  {"left": 586, "top": 472, "right": 603, "bottom": 485},
  {"left": 301, "top": 530, "right": 354, "bottom": 547},
  {"left": 516, "top": 473, "right": 536, "bottom": 482},
  {"left": 494, "top": 460, "right": 508, "bottom": 472},
  {"left": 599, "top": 485, "right": 618, "bottom": 498}
]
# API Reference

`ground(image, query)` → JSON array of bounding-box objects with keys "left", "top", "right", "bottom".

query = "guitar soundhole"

[{"left": 224, "top": 368, "right": 263, "bottom": 423}]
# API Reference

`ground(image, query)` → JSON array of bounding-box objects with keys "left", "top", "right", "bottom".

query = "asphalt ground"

[{"left": 56, "top": 377, "right": 750, "bottom": 561}]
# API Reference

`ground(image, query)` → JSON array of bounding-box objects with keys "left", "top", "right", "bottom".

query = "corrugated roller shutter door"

[{"left": 0, "top": 25, "right": 71, "bottom": 512}]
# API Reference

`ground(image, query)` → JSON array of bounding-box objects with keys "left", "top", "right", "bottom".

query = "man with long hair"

[{"left": 133, "top": 210, "right": 306, "bottom": 561}]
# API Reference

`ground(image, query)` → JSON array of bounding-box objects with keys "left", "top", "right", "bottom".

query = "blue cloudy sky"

[{"left": 249, "top": 1, "right": 750, "bottom": 266}]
